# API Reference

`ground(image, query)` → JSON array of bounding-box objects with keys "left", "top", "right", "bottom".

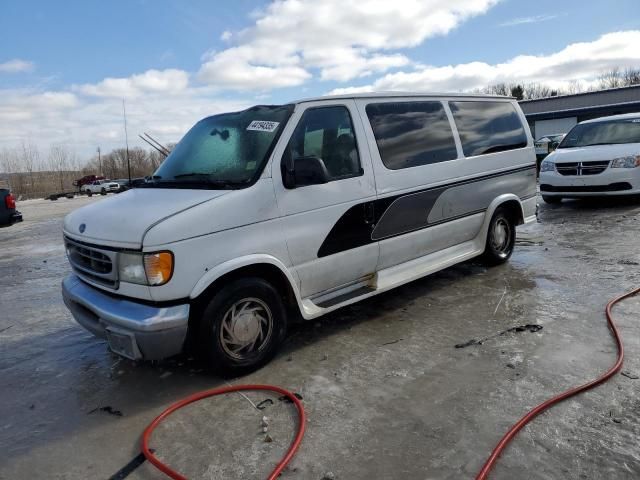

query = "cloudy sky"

[{"left": 1, "top": 0, "right": 639, "bottom": 160}]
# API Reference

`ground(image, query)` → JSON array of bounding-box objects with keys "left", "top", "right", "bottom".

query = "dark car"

[
  {"left": 115, "top": 177, "right": 146, "bottom": 192},
  {"left": 0, "top": 189, "right": 23, "bottom": 226}
]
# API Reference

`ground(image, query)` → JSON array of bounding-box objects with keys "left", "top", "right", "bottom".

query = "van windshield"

[
  {"left": 149, "top": 104, "right": 294, "bottom": 189},
  {"left": 558, "top": 119, "right": 640, "bottom": 149}
]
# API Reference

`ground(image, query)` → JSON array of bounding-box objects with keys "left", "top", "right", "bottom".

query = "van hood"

[
  {"left": 549, "top": 143, "right": 640, "bottom": 163},
  {"left": 63, "top": 188, "right": 229, "bottom": 248}
]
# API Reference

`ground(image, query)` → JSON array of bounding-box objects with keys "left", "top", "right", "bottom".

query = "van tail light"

[{"left": 5, "top": 193, "right": 16, "bottom": 210}]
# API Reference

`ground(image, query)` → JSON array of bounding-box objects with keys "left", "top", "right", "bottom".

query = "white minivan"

[
  {"left": 62, "top": 93, "right": 537, "bottom": 374},
  {"left": 539, "top": 113, "right": 640, "bottom": 203}
]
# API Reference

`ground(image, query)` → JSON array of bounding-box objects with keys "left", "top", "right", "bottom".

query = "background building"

[{"left": 520, "top": 85, "right": 640, "bottom": 139}]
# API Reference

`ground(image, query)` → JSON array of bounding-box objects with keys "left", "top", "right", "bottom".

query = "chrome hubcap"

[
  {"left": 492, "top": 218, "right": 511, "bottom": 255},
  {"left": 219, "top": 298, "right": 273, "bottom": 360}
]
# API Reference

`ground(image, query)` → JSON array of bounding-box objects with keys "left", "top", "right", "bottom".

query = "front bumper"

[
  {"left": 1, "top": 211, "right": 22, "bottom": 226},
  {"left": 62, "top": 274, "right": 189, "bottom": 360},
  {"left": 539, "top": 169, "right": 640, "bottom": 197}
]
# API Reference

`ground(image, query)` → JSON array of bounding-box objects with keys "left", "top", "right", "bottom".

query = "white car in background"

[
  {"left": 84, "top": 180, "right": 120, "bottom": 196},
  {"left": 540, "top": 113, "right": 640, "bottom": 203}
]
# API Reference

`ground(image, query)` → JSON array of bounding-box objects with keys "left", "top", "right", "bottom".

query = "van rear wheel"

[
  {"left": 480, "top": 207, "right": 516, "bottom": 266},
  {"left": 197, "top": 277, "right": 287, "bottom": 376}
]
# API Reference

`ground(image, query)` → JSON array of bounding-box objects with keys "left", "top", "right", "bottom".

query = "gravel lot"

[{"left": 1, "top": 194, "right": 639, "bottom": 479}]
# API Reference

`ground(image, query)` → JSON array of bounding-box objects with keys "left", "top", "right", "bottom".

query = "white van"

[
  {"left": 62, "top": 93, "right": 537, "bottom": 374},
  {"left": 539, "top": 113, "right": 640, "bottom": 203}
]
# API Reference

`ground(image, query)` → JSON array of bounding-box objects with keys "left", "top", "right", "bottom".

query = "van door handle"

[{"left": 364, "top": 202, "right": 375, "bottom": 225}]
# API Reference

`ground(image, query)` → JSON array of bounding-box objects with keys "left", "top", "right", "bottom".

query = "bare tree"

[
  {"left": 483, "top": 83, "right": 510, "bottom": 96},
  {"left": 566, "top": 80, "right": 583, "bottom": 95},
  {"left": 20, "top": 140, "right": 40, "bottom": 192},
  {"left": 598, "top": 67, "right": 623, "bottom": 89},
  {"left": 48, "top": 144, "right": 72, "bottom": 191},
  {"left": 622, "top": 67, "right": 640, "bottom": 86}
]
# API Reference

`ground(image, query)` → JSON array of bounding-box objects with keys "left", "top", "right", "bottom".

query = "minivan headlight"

[
  {"left": 118, "top": 251, "right": 174, "bottom": 286},
  {"left": 540, "top": 160, "right": 555, "bottom": 172},
  {"left": 610, "top": 155, "right": 640, "bottom": 168}
]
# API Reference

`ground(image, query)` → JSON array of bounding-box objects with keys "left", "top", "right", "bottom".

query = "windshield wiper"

[
  {"left": 173, "top": 172, "right": 214, "bottom": 179},
  {"left": 157, "top": 173, "right": 247, "bottom": 189}
]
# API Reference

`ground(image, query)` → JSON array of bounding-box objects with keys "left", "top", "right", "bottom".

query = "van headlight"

[
  {"left": 118, "top": 251, "right": 174, "bottom": 286},
  {"left": 540, "top": 160, "right": 555, "bottom": 172},
  {"left": 610, "top": 155, "right": 640, "bottom": 168}
]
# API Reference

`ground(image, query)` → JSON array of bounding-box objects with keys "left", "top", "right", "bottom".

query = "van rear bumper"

[{"left": 62, "top": 274, "right": 189, "bottom": 360}]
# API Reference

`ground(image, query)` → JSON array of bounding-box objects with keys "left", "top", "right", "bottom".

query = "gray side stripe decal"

[{"left": 317, "top": 165, "right": 536, "bottom": 257}]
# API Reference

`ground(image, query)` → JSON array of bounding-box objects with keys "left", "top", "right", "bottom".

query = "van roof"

[
  {"left": 293, "top": 91, "right": 514, "bottom": 104},
  {"left": 580, "top": 112, "right": 640, "bottom": 124}
]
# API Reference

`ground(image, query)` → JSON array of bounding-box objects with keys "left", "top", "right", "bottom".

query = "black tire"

[
  {"left": 100, "top": 188, "right": 107, "bottom": 195},
  {"left": 480, "top": 207, "right": 516, "bottom": 266},
  {"left": 197, "top": 277, "right": 287, "bottom": 376},
  {"left": 86, "top": 190, "right": 92, "bottom": 197},
  {"left": 542, "top": 195, "right": 562, "bottom": 204}
]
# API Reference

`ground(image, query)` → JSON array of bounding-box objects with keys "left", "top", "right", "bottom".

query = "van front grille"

[
  {"left": 556, "top": 161, "right": 610, "bottom": 176},
  {"left": 65, "top": 238, "right": 118, "bottom": 288}
]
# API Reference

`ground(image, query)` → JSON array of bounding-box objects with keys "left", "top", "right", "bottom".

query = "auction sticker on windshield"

[{"left": 247, "top": 120, "right": 280, "bottom": 132}]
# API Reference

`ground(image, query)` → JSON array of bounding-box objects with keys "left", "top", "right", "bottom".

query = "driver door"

[{"left": 272, "top": 100, "right": 378, "bottom": 299}]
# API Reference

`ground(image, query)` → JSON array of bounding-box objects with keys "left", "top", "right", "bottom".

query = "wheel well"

[
  {"left": 497, "top": 199, "right": 524, "bottom": 226},
  {"left": 192, "top": 263, "right": 299, "bottom": 316}
]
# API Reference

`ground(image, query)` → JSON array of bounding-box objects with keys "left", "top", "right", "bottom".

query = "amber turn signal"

[{"left": 143, "top": 251, "right": 174, "bottom": 286}]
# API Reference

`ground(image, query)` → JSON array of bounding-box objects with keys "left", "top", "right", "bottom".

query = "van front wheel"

[
  {"left": 197, "top": 277, "right": 287, "bottom": 376},
  {"left": 480, "top": 207, "right": 516, "bottom": 266}
]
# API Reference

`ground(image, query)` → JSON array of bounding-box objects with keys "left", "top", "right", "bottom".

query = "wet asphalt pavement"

[{"left": 1, "top": 195, "right": 639, "bottom": 479}]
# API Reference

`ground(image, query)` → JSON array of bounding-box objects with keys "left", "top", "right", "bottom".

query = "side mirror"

[{"left": 283, "top": 156, "right": 330, "bottom": 188}]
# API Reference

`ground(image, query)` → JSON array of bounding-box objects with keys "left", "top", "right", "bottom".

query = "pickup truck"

[
  {"left": 83, "top": 180, "right": 120, "bottom": 196},
  {"left": 0, "top": 189, "right": 23, "bottom": 226}
]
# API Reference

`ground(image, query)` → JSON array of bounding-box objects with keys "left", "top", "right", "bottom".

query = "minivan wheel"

[
  {"left": 480, "top": 207, "right": 516, "bottom": 266},
  {"left": 542, "top": 195, "right": 562, "bottom": 204},
  {"left": 197, "top": 277, "right": 287, "bottom": 376},
  {"left": 86, "top": 190, "right": 92, "bottom": 197},
  {"left": 100, "top": 188, "right": 107, "bottom": 195}
]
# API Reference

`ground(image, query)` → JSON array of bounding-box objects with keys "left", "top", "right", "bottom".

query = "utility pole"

[
  {"left": 97, "top": 147, "right": 102, "bottom": 175},
  {"left": 122, "top": 99, "right": 132, "bottom": 182}
]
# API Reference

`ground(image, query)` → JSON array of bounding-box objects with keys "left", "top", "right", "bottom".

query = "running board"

[
  {"left": 300, "top": 239, "right": 483, "bottom": 319},
  {"left": 314, "top": 285, "right": 376, "bottom": 309}
]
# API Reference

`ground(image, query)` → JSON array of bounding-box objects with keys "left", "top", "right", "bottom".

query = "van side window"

[
  {"left": 365, "top": 101, "right": 458, "bottom": 170},
  {"left": 284, "top": 106, "right": 361, "bottom": 181},
  {"left": 449, "top": 101, "right": 528, "bottom": 157}
]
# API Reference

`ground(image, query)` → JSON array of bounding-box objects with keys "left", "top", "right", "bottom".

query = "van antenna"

[
  {"left": 139, "top": 134, "right": 169, "bottom": 158},
  {"left": 143, "top": 133, "right": 171, "bottom": 156},
  {"left": 122, "top": 98, "right": 132, "bottom": 182}
]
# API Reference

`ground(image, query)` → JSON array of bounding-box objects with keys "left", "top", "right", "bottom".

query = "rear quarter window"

[
  {"left": 365, "top": 101, "right": 458, "bottom": 170},
  {"left": 449, "top": 101, "right": 527, "bottom": 157}
]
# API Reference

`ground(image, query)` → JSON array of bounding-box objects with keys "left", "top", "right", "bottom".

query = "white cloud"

[
  {"left": 0, "top": 86, "right": 247, "bottom": 160},
  {"left": 330, "top": 31, "right": 640, "bottom": 95},
  {"left": 76, "top": 69, "right": 190, "bottom": 98},
  {"left": 0, "top": 59, "right": 35, "bottom": 73},
  {"left": 499, "top": 14, "right": 562, "bottom": 27},
  {"left": 198, "top": 0, "right": 499, "bottom": 90}
]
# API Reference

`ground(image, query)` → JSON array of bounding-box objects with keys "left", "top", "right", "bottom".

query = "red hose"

[
  {"left": 141, "top": 384, "right": 306, "bottom": 480},
  {"left": 476, "top": 286, "right": 640, "bottom": 479}
]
